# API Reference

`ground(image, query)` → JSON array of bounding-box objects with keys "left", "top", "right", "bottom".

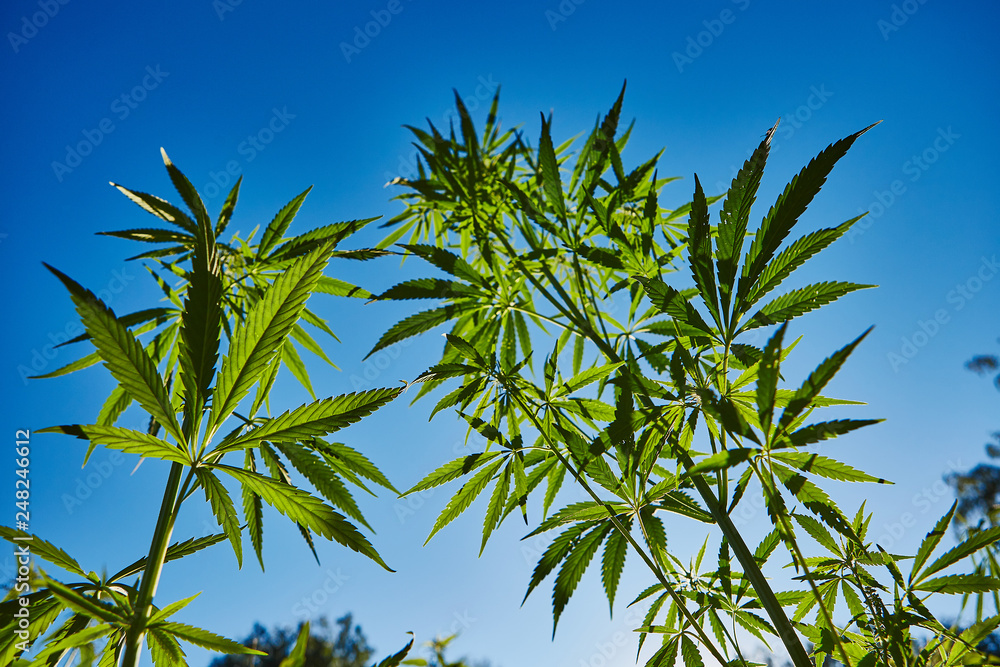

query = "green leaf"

[
  {"left": 770, "top": 462, "right": 857, "bottom": 541},
  {"left": 911, "top": 574, "right": 1000, "bottom": 595},
  {"left": 398, "top": 244, "right": 488, "bottom": 287},
  {"left": 221, "top": 388, "right": 401, "bottom": 450},
  {"left": 680, "top": 635, "right": 705, "bottom": 667},
  {"left": 745, "top": 215, "right": 865, "bottom": 310},
  {"left": 98, "top": 228, "right": 193, "bottom": 244},
  {"left": 0, "top": 527, "right": 86, "bottom": 577},
  {"left": 792, "top": 512, "right": 842, "bottom": 557},
  {"left": 686, "top": 447, "right": 756, "bottom": 477},
  {"left": 148, "top": 592, "right": 201, "bottom": 625},
  {"left": 757, "top": 322, "right": 787, "bottom": 435},
  {"left": 375, "top": 635, "right": 414, "bottom": 667},
  {"left": 242, "top": 450, "right": 266, "bottom": 571},
  {"left": 736, "top": 123, "right": 879, "bottom": 311},
  {"left": 160, "top": 148, "right": 212, "bottom": 232},
  {"left": 770, "top": 452, "right": 889, "bottom": 484},
  {"left": 291, "top": 323, "right": 337, "bottom": 369},
  {"left": 553, "top": 523, "right": 611, "bottom": 636},
  {"left": 776, "top": 327, "right": 872, "bottom": 435},
  {"left": 717, "top": 123, "right": 775, "bottom": 318},
  {"left": 538, "top": 114, "right": 566, "bottom": 221},
  {"left": 553, "top": 398, "right": 617, "bottom": 422},
  {"left": 367, "top": 304, "right": 476, "bottom": 358},
  {"left": 209, "top": 463, "right": 392, "bottom": 570},
  {"left": 910, "top": 502, "right": 957, "bottom": 582},
  {"left": 110, "top": 533, "right": 227, "bottom": 583},
  {"left": 524, "top": 522, "right": 592, "bottom": 604},
  {"left": 35, "top": 623, "right": 114, "bottom": 657},
  {"left": 402, "top": 452, "right": 502, "bottom": 495},
  {"left": 195, "top": 469, "right": 243, "bottom": 567},
  {"left": 315, "top": 276, "right": 373, "bottom": 299},
  {"left": 279, "top": 622, "right": 310, "bottom": 667},
  {"left": 110, "top": 182, "right": 196, "bottom": 234},
  {"left": 656, "top": 491, "right": 714, "bottom": 524},
  {"left": 148, "top": 628, "right": 188, "bottom": 667},
  {"left": 281, "top": 337, "right": 316, "bottom": 400},
  {"left": 211, "top": 241, "right": 335, "bottom": 432},
  {"left": 600, "top": 518, "right": 629, "bottom": 614},
  {"left": 27, "top": 350, "right": 102, "bottom": 380},
  {"left": 42, "top": 264, "right": 184, "bottom": 444},
  {"left": 525, "top": 501, "right": 629, "bottom": 538},
  {"left": 425, "top": 459, "right": 503, "bottom": 544},
  {"left": 156, "top": 622, "right": 266, "bottom": 655},
  {"left": 636, "top": 278, "right": 715, "bottom": 337},
  {"left": 318, "top": 439, "right": 399, "bottom": 494},
  {"left": 279, "top": 441, "right": 371, "bottom": 530},
  {"left": 741, "top": 281, "right": 873, "bottom": 331},
  {"left": 919, "top": 525, "right": 1000, "bottom": 581},
  {"left": 259, "top": 187, "right": 313, "bottom": 258},
  {"left": 480, "top": 465, "right": 511, "bottom": 554},
  {"left": 375, "top": 278, "right": 480, "bottom": 301},
  {"left": 556, "top": 362, "right": 625, "bottom": 397},
  {"left": 39, "top": 424, "right": 191, "bottom": 465},
  {"left": 216, "top": 175, "right": 241, "bottom": 236},
  {"left": 176, "top": 201, "right": 223, "bottom": 431},
  {"left": 42, "top": 577, "right": 126, "bottom": 624},
  {"left": 777, "top": 419, "right": 882, "bottom": 450},
  {"left": 638, "top": 507, "right": 668, "bottom": 568},
  {"left": 269, "top": 218, "right": 378, "bottom": 261},
  {"left": 688, "top": 174, "right": 720, "bottom": 327}
]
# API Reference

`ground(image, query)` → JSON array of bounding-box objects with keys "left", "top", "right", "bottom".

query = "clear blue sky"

[{"left": 2, "top": 1, "right": 999, "bottom": 665}]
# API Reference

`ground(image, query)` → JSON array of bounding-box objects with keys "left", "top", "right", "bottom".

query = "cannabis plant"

[
  {"left": 0, "top": 152, "right": 401, "bottom": 666},
  {"left": 373, "top": 86, "right": 1000, "bottom": 666}
]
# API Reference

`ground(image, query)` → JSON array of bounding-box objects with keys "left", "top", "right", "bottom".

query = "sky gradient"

[{"left": 3, "top": 1, "right": 999, "bottom": 665}]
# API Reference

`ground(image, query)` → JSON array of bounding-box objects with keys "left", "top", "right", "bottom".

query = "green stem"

[
  {"left": 500, "top": 216, "right": 813, "bottom": 665},
  {"left": 120, "top": 461, "right": 184, "bottom": 667},
  {"left": 511, "top": 393, "right": 731, "bottom": 667},
  {"left": 751, "top": 458, "right": 853, "bottom": 667},
  {"left": 599, "top": 348, "right": 813, "bottom": 666}
]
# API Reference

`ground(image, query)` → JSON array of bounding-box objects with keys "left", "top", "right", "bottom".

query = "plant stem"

[
  {"left": 683, "top": 457, "right": 814, "bottom": 667},
  {"left": 511, "top": 393, "right": 731, "bottom": 667},
  {"left": 120, "top": 461, "right": 184, "bottom": 667},
  {"left": 502, "top": 217, "right": 814, "bottom": 666},
  {"left": 751, "top": 458, "right": 853, "bottom": 667}
]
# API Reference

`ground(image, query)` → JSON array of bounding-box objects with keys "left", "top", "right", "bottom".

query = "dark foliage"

[{"left": 208, "top": 615, "right": 372, "bottom": 667}]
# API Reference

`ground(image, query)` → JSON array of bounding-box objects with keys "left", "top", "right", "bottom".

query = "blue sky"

[{"left": 3, "top": 0, "right": 999, "bottom": 665}]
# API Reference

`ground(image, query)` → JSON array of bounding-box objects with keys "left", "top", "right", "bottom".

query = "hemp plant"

[
  {"left": 0, "top": 151, "right": 401, "bottom": 666},
  {"left": 373, "top": 86, "right": 1000, "bottom": 666}
]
